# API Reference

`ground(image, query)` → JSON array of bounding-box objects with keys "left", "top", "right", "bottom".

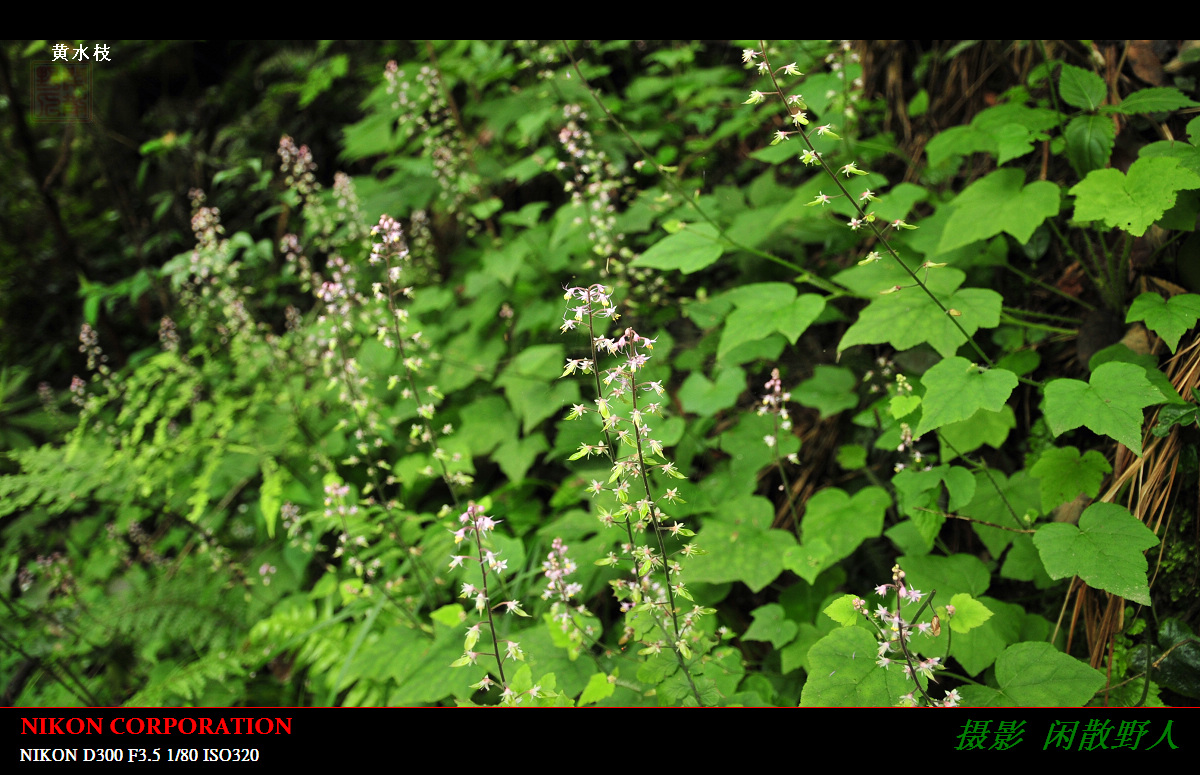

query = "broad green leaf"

[
  {"left": 1140, "top": 138, "right": 1200, "bottom": 176},
  {"left": 872, "top": 182, "right": 929, "bottom": 222},
  {"left": 429, "top": 604, "right": 466, "bottom": 628},
  {"left": 950, "top": 597, "right": 1023, "bottom": 677},
  {"left": 718, "top": 411, "right": 800, "bottom": 484},
  {"left": 1000, "top": 535, "right": 1055, "bottom": 587},
  {"left": 900, "top": 552, "right": 991, "bottom": 599},
  {"left": 577, "top": 673, "right": 615, "bottom": 706},
  {"left": 1089, "top": 343, "right": 1185, "bottom": 405},
  {"left": 481, "top": 239, "right": 530, "bottom": 287},
  {"left": 1058, "top": 63, "right": 1107, "bottom": 110},
  {"left": 889, "top": 394, "right": 921, "bottom": 419},
  {"left": 963, "top": 470, "right": 1041, "bottom": 557},
  {"left": 498, "top": 343, "right": 580, "bottom": 434},
  {"left": 720, "top": 281, "right": 795, "bottom": 309},
  {"left": 743, "top": 604, "right": 799, "bottom": 648},
  {"left": 683, "top": 295, "right": 732, "bottom": 329},
  {"left": 1159, "top": 188, "right": 1200, "bottom": 231},
  {"left": 800, "top": 627, "right": 922, "bottom": 706},
  {"left": 1043, "top": 361, "right": 1165, "bottom": 456},
  {"left": 1064, "top": 114, "right": 1115, "bottom": 177},
  {"left": 783, "top": 487, "right": 889, "bottom": 583},
  {"left": 456, "top": 396, "right": 518, "bottom": 456},
  {"left": 992, "top": 123, "right": 1040, "bottom": 166},
  {"left": 943, "top": 593, "right": 993, "bottom": 634},
  {"left": 780, "top": 570, "right": 847, "bottom": 625},
  {"left": 511, "top": 625, "right": 593, "bottom": 699},
  {"left": 1153, "top": 402, "right": 1199, "bottom": 437},
  {"left": 794, "top": 365, "right": 858, "bottom": 418},
  {"left": 1029, "top": 446, "right": 1112, "bottom": 512},
  {"left": 925, "top": 104, "right": 1060, "bottom": 167},
  {"left": 925, "top": 125, "right": 992, "bottom": 167},
  {"left": 632, "top": 223, "right": 724, "bottom": 274},
  {"left": 893, "top": 465, "right": 975, "bottom": 546},
  {"left": 499, "top": 201, "right": 549, "bottom": 229},
  {"left": 387, "top": 625, "right": 471, "bottom": 705},
  {"left": 1149, "top": 618, "right": 1200, "bottom": 701},
  {"left": 725, "top": 205, "right": 783, "bottom": 249},
  {"left": 678, "top": 366, "right": 746, "bottom": 417},
  {"left": 960, "top": 642, "right": 1105, "bottom": 707},
  {"left": 1112, "top": 86, "right": 1200, "bottom": 115},
  {"left": 721, "top": 335, "right": 785, "bottom": 366},
  {"left": 1126, "top": 292, "right": 1200, "bottom": 353},
  {"left": 939, "top": 169, "right": 1061, "bottom": 252},
  {"left": 832, "top": 249, "right": 923, "bottom": 294},
  {"left": 259, "top": 457, "right": 283, "bottom": 539},
  {"left": 716, "top": 285, "right": 824, "bottom": 358},
  {"left": 1033, "top": 502, "right": 1159, "bottom": 605},
  {"left": 822, "top": 594, "right": 861, "bottom": 627},
  {"left": 685, "top": 496, "right": 795, "bottom": 593},
  {"left": 1070, "top": 156, "right": 1200, "bottom": 236},
  {"left": 915, "top": 358, "right": 1017, "bottom": 437},
  {"left": 776, "top": 295, "right": 826, "bottom": 344},
  {"left": 837, "top": 444, "right": 866, "bottom": 469},
  {"left": 784, "top": 538, "right": 832, "bottom": 585},
  {"left": 937, "top": 406, "right": 1016, "bottom": 462},
  {"left": 838, "top": 269, "right": 1002, "bottom": 358},
  {"left": 780, "top": 622, "right": 829, "bottom": 675},
  {"left": 492, "top": 434, "right": 548, "bottom": 483},
  {"left": 996, "top": 349, "right": 1040, "bottom": 377}
]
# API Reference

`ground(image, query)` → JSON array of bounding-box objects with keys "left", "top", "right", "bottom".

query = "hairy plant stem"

[
  {"left": 332, "top": 337, "right": 439, "bottom": 617},
  {"left": 759, "top": 42, "right": 995, "bottom": 368},
  {"left": 940, "top": 434, "right": 1027, "bottom": 531},
  {"left": 622, "top": 344, "right": 703, "bottom": 705},
  {"left": 471, "top": 522, "right": 507, "bottom": 686},
  {"left": 998, "top": 311, "right": 1078, "bottom": 336},
  {"left": 380, "top": 261, "right": 462, "bottom": 514},
  {"left": 916, "top": 507, "right": 1036, "bottom": 533},
  {"left": 769, "top": 413, "right": 802, "bottom": 537},
  {"left": 892, "top": 587, "right": 939, "bottom": 706},
  {"left": 559, "top": 40, "right": 848, "bottom": 298},
  {"left": 579, "top": 293, "right": 646, "bottom": 593}
]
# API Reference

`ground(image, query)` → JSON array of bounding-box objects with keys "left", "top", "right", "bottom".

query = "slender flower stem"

[
  {"left": 759, "top": 41, "right": 995, "bottom": 368},
  {"left": 470, "top": 514, "right": 506, "bottom": 686},
  {"left": 578, "top": 288, "right": 645, "bottom": 593},
  {"left": 559, "top": 40, "right": 848, "bottom": 297}
]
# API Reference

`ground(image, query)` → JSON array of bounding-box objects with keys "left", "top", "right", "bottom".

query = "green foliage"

[
  {"left": 960, "top": 642, "right": 1106, "bottom": 706},
  {"left": 1070, "top": 157, "right": 1200, "bottom": 236},
  {"left": 938, "top": 170, "right": 1061, "bottom": 251},
  {"left": 1126, "top": 292, "right": 1200, "bottom": 353},
  {"left": 632, "top": 223, "right": 725, "bottom": 274},
  {"left": 686, "top": 497, "right": 795, "bottom": 593},
  {"left": 838, "top": 269, "right": 1003, "bottom": 358},
  {"left": 1034, "top": 503, "right": 1160, "bottom": 605},
  {"left": 1029, "top": 446, "right": 1111, "bottom": 512},
  {"left": 914, "top": 358, "right": 1017, "bottom": 437},
  {"left": 783, "top": 487, "right": 889, "bottom": 584},
  {"left": 1044, "top": 362, "right": 1165, "bottom": 455},
  {"left": 793, "top": 366, "right": 858, "bottom": 418},
  {"left": 4, "top": 39, "right": 1197, "bottom": 709},
  {"left": 800, "top": 626, "right": 923, "bottom": 706}
]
